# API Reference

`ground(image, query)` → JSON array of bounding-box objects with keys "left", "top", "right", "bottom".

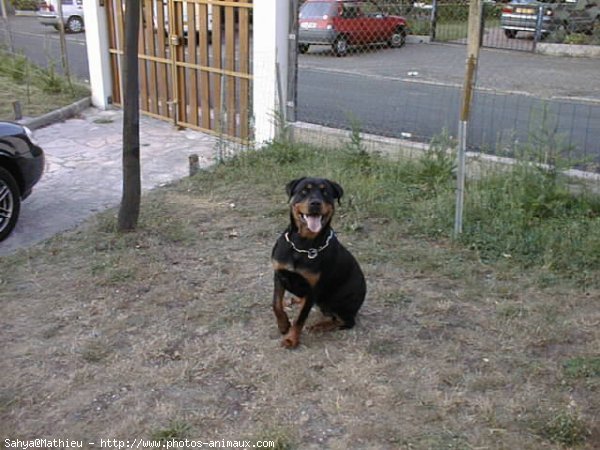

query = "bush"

[
  {"left": 9, "top": 0, "right": 39, "bottom": 11},
  {"left": 564, "top": 33, "right": 588, "bottom": 45}
]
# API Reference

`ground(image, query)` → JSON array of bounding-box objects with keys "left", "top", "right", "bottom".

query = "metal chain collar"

[{"left": 284, "top": 229, "right": 335, "bottom": 259}]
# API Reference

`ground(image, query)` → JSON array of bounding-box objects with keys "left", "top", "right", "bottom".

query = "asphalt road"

[
  {"left": 297, "top": 67, "right": 600, "bottom": 163},
  {"left": 1, "top": 15, "right": 89, "bottom": 80},
  {"left": 298, "top": 43, "right": 600, "bottom": 163}
]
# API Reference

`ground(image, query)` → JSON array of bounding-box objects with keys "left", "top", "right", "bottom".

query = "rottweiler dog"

[{"left": 271, "top": 177, "right": 366, "bottom": 349}]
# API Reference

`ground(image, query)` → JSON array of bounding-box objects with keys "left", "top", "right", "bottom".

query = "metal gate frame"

[{"left": 106, "top": 0, "right": 253, "bottom": 143}]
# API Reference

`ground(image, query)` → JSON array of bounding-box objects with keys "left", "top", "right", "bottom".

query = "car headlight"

[{"left": 23, "top": 126, "right": 38, "bottom": 145}]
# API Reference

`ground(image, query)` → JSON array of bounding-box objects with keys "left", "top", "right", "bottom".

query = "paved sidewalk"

[{"left": 0, "top": 108, "right": 216, "bottom": 256}]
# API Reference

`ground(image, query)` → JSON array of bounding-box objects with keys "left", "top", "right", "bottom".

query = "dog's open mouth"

[{"left": 302, "top": 214, "right": 323, "bottom": 233}]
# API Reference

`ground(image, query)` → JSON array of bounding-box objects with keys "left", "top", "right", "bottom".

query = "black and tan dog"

[{"left": 271, "top": 177, "right": 366, "bottom": 349}]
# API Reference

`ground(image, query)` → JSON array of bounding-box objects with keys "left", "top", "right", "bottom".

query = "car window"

[{"left": 299, "top": 2, "right": 337, "bottom": 19}]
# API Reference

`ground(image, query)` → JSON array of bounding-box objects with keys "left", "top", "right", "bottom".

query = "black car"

[{"left": 0, "top": 122, "right": 45, "bottom": 242}]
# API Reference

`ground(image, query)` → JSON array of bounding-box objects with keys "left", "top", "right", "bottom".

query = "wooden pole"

[
  {"left": 56, "top": 0, "right": 72, "bottom": 87},
  {"left": 454, "top": 0, "right": 482, "bottom": 237},
  {"left": 1, "top": 0, "right": 15, "bottom": 53}
]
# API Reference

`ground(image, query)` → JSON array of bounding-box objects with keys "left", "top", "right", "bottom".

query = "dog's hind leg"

[{"left": 308, "top": 316, "right": 344, "bottom": 332}]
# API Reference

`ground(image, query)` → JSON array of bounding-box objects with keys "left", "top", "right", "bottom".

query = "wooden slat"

[
  {"left": 138, "top": 1, "right": 149, "bottom": 112},
  {"left": 238, "top": 4, "right": 250, "bottom": 140},
  {"left": 174, "top": 0, "right": 187, "bottom": 124},
  {"left": 197, "top": 1, "right": 211, "bottom": 130},
  {"left": 212, "top": 1, "right": 223, "bottom": 132},
  {"left": 225, "top": 2, "right": 236, "bottom": 137},
  {"left": 106, "top": 0, "right": 121, "bottom": 105},
  {"left": 142, "top": 0, "right": 158, "bottom": 114},
  {"left": 155, "top": 0, "right": 170, "bottom": 117},
  {"left": 186, "top": 1, "right": 199, "bottom": 126}
]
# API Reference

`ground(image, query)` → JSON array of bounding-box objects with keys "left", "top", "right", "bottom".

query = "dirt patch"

[{"left": 1, "top": 177, "right": 598, "bottom": 449}]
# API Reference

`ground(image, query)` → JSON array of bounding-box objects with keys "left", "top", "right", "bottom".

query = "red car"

[{"left": 298, "top": 0, "right": 408, "bottom": 56}]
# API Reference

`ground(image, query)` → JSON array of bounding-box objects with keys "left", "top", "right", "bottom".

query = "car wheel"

[
  {"left": 332, "top": 36, "right": 348, "bottom": 57},
  {"left": 504, "top": 29, "right": 517, "bottom": 39},
  {"left": 67, "top": 16, "right": 84, "bottom": 33},
  {"left": 389, "top": 26, "right": 406, "bottom": 48},
  {"left": 0, "top": 167, "right": 21, "bottom": 242},
  {"left": 299, "top": 44, "right": 310, "bottom": 54}
]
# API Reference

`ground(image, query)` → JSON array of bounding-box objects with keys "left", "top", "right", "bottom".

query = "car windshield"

[{"left": 299, "top": 2, "right": 337, "bottom": 19}]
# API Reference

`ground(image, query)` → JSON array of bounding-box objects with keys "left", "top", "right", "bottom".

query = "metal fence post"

[
  {"left": 533, "top": 5, "right": 545, "bottom": 52},
  {"left": 287, "top": 0, "right": 299, "bottom": 123},
  {"left": 430, "top": 0, "right": 438, "bottom": 42}
]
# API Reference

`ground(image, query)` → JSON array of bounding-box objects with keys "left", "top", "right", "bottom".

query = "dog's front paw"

[{"left": 281, "top": 328, "right": 300, "bottom": 349}]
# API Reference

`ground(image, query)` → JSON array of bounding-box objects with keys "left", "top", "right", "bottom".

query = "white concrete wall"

[
  {"left": 252, "top": 0, "right": 290, "bottom": 146},
  {"left": 83, "top": 0, "right": 112, "bottom": 109}
]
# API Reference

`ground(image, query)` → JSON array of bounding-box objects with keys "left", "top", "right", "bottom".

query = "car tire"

[
  {"left": 389, "top": 26, "right": 406, "bottom": 48},
  {"left": 0, "top": 167, "right": 21, "bottom": 242},
  {"left": 504, "top": 29, "right": 517, "bottom": 39},
  {"left": 332, "top": 36, "right": 348, "bottom": 57},
  {"left": 299, "top": 44, "right": 310, "bottom": 54},
  {"left": 67, "top": 16, "right": 84, "bottom": 33}
]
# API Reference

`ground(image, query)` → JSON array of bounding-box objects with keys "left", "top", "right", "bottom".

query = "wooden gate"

[{"left": 106, "top": 0, "right": 253, "bottom": 143}]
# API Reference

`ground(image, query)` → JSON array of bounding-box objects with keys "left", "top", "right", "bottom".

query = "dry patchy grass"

[{"left": 0, "top": 167, "right": 599, "bottom": 449}]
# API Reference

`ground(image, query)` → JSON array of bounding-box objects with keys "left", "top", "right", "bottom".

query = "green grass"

[
  {"left": 206, "top": 132, "right": 600, "bottom": 286},
  {"left": 563, "top": 357, "right": 600, "bottom": 379},
  {"left": 0, "top": 49, "right": 89, "bottom": 120}
]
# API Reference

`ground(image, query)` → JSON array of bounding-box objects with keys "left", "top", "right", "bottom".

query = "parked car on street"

[
  {"left": 37, "top": 0, "right": 85, "bottom": 33},
  {"left": 152, "top": 0, "right": 213, "bottom": 40},
  {"left": 501, "top": 0, "right": 599, "bottom": 39},
  {"left": 0, "top": 122, "right": 45, "bottom": 242},
  {"left": 298, "top": 0, "right": 408, "bottom": 56}
]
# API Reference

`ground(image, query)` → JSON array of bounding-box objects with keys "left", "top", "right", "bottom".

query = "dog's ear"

[
  {"left": 328, "top": 180, "right": 344, "bottom": 205},
  {"left": 285, "top": 177, "right": 306, "bottom": 200}
]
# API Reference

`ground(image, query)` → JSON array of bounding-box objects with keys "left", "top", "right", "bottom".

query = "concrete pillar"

[
  {"left": 83, "top": 0, "right": 112, "bottom": 109},
  {"left": 252, "top": 0, "right": 290, "bottom": 146}
]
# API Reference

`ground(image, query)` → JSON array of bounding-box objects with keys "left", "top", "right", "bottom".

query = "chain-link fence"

[
  {"left": 431, "top": 0, "right": 600, "bottom": 51},
  {"left": 294, "top": 0, "right": 600, "bottom": 173}
]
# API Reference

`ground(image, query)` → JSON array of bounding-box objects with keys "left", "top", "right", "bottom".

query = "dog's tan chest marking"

[{"left": 272, "top": 260, "right": 321, "bottom": 287}]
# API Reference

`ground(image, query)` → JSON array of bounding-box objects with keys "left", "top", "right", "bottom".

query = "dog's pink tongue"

[{"left": 306, "top": 215, "right": 322, "bottom": 233}]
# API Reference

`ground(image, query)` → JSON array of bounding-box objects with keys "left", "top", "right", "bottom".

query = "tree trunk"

[{"left": 118, "top": 0, "right": 141, "bottom": 232}]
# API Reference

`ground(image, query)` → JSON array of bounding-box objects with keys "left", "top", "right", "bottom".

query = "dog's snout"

[{"left": 309, "top": 199, "right": 323, "bottom": 213}]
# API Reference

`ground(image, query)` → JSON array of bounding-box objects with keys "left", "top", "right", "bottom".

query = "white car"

[
  {"left": 154, "top": 0, "right": 213, "bottom": 39},
  {"left": 37, "top": 0, "right": 85, "bottom": 33}
]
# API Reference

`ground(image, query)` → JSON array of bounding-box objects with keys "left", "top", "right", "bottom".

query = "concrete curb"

[
  {"left": 290, "top": 121, "right": 600, "bottom": 189},
  {"left": 536, "top": 43, "right": 600, "bottom": 58},
  {"left": 21, "top": 97, "right": 92, "bottom": 130}
]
